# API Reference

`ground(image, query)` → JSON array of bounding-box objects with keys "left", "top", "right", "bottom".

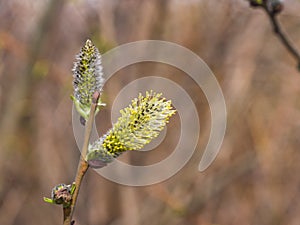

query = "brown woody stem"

[{"left": 63, "top": 92, "right": 100, "bottom": 225}]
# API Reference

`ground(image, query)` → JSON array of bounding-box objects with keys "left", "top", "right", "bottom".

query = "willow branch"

[{"left": 63, "top": 92, "right": 100, "bottom": 225}]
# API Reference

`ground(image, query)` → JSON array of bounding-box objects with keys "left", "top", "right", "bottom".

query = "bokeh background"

[{"left": 1, "top": 0, "right": 300, "bottom": 224}]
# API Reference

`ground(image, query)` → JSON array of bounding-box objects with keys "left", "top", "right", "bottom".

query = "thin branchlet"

[{"left": 247, "top": 0, "right": 300, "bottom": 70}]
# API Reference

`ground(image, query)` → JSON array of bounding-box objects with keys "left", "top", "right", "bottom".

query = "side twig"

[
  {"left": 267, "top": 13, "right": 300, "bottom": 66},
  {"left": 63, "top": 91, "right": 100, "bottom": 225},
  {"left": 249, "top": 0, "right": 300, "bottom": 70}
]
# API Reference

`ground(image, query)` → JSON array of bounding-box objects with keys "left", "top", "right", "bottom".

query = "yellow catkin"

[{"left": 86, "top": 91, "right": 176, "bottom": 167}]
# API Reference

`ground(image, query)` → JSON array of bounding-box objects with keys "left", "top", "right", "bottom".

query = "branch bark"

[{"left": 63, "top": 92, "right": 100, "bottom": 225}]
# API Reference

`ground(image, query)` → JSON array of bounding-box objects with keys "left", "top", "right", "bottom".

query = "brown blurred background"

[{"left": 1, "top": 0, "right": 300, "bottom": 224}]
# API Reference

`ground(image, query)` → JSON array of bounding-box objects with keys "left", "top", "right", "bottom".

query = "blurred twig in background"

[{"left": 0, "top": 0, "right": 63, "bottom": 144}]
